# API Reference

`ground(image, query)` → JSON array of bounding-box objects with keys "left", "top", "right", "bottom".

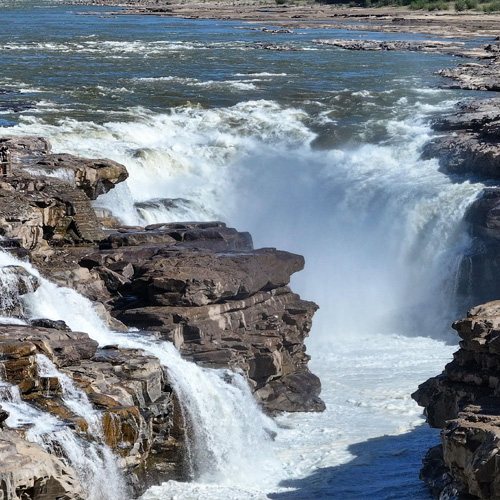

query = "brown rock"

[
  {"left": 0, "top": 430, "right": 85, "bottom": 500},
  {"left": 32, "top": 154, "right": 129, "bottom": 200}
]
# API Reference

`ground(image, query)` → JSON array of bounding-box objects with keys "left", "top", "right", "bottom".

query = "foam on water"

[
  {"left": 7, "top": 100, "right": 314, "bottom": 225},
  {"left": 6, "top": 94, "right": 485, "bottom": 336},
  {"left": 139, "top": 334, "right": 455, "bottom": 500}
]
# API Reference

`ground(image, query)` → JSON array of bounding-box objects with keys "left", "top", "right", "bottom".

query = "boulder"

[{"left": 32, "top": 154, "right": 128, "bottom": 200}]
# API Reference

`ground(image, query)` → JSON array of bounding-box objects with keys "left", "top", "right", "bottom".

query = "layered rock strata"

[
  {"left": 414, "top": 302, "right": 500, "bottom": 500},
  {"left": 0, "top": 323, "right": 185, "bottom": 497},
  {"left": 421, "top": 97, "right": 500, "bottom": 179},
  {"left": 437, "top": 42, "right": 500, "bottom": 91},
  {"left": 0, "top": 135, "right": 323, "bottom": 497}
]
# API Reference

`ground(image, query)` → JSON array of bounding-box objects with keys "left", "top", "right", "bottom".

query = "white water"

[
  {"left": 8, "top": 95, "right": 484, "bottom": 337},
  {"left": 0, "top": 266, "right": 37, "bottom": 316},
  {"left": 0, "top": 251, "right": 279, "bottom": 490},
  {"left": 0, "top": 13, "right": 488, "bottom": 490},
  {"left": 0, "top": 46, "right": 487, "bottom": 498},
  {"left": 0, "top": 376, "right": 127, "bottom": 500},
  {"left": 36, "top": 353, "right": 103, "bottom": 436}
]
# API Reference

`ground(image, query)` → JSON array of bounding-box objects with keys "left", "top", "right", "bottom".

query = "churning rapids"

[{"left": 0, "top": 1, "right": 493, "bottom": 499}]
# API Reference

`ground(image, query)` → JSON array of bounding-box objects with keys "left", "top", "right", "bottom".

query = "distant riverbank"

[{"left": 76, "top": 1, "right": 500, "bottom": 39}]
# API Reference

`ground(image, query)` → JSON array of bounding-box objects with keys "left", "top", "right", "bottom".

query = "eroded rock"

[
  {"left": 414, "top": 301, "right": 500, "bottom": 500},
  {"left": 0, "top": 431, "right": 85, "bottom": 500},
  {"left": 31, "top": 154, "right": 129, "bottom": 200}
]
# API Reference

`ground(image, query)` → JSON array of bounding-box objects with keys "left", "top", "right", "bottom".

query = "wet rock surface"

[
  {"left": 0, "top": 430, "right": 86, "bottom": 500},
  {"left": 312, "top": 38, "right": 465, "bottom": 55},
  {"left": 419, "top": 98, "right": 500, "bottom": 310},
  {"left": 421, "top": 97, "right": 500, "bottom": 180},
  {"left": 438, "top": 59, "right": 500, "bottom": 91},
  {"left": 0, "top": 323, "right": 185, "bottom": 496}
]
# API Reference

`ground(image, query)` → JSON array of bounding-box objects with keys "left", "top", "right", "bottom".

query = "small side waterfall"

[
  {"left": 125, "top": 339, "right": 280, "bottom": 486},
  {"left": 36, "top": 354, "right": 103, "bottom": 437},
  {"left": 0, "top": 250, "right": 280, "bottom": 491},
  {"left": 0, "top": 375, "right": 128, "bottom": 500},
  {"left": 0, "top": 265, "right": 38, "bottom": 317}
]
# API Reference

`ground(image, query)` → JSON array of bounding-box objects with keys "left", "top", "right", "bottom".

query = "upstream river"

[{"left": 0, "top": 2, "right": 490, "bottom": 499}]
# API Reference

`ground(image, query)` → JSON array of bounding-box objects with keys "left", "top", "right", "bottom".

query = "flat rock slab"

[{"left": 312, "top": 38, "right": 465, "bottom": 55}]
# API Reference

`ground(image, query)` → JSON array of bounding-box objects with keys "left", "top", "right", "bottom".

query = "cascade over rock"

[
  {"left": 415, "top": 97, "right": 500, "bottom": 500},
  {"left": 0, "top": 323, "right": 185, "bottom": 495},
  {"left": 0, "top": 135, "right": 323, "bottom": 496},
  {"left": 0, "top": 430, "right": 85, "bottom": 500}
]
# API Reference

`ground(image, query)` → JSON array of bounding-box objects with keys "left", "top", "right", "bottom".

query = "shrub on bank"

[{"left": 319, "top": 0, "right": 495, "bottom": 9}]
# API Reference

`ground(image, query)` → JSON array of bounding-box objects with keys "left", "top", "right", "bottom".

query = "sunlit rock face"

[{"left": 415, "top": 301, "right": 500, "bottom": 500}]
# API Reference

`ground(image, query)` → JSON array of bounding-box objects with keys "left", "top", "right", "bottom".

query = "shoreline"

[{"left": 74, "top": 2, "right": 500, "bottom": 39}]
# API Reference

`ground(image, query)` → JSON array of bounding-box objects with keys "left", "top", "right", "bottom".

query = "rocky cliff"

[
  {"left": 0, "top": 136, "right": 323, "bottom": 498},
  {"left": 415, "top": 98, "right": 500, "bottom": 500},
  {"left": 414, "top": 302, "right": 500, "bottom": 500}
]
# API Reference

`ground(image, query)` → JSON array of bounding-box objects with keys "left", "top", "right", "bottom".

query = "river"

[{"left": 0, "top": 2, "right": 490, "bottom": 499}]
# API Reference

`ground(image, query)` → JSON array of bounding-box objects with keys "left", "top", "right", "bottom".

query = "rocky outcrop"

[
  {"left": 0, "top": 322, "right": 185, "bottom": 495},
  {"left": 0, "top": 430, "right": 85, "bottom": 500},
  {"left": 418, "top": 98, "right": 500, "bottom": 308},
  {"left": 31, "top": 154, "right": 129, "bottom": 200},
  {"left": 414, "top": 302, "right": 500, "bottom": 500},
  {"left": 0, "top": 137, "right": 129, "bottom": 250},
  {"left": 312, "top": 38, "right": 465, "bottom": 55},
  {"left": 23, "top": 215, "right": 323, "bottom": 414},
  {"left": 72, "top": 224, "right": 323, "bottom": 413},
  {"left": 421, "top": 97, "right": 500, "bottom": 179},
  {"left": 438, "top": 57, "right": 500, "bottom": 92},
  {"left": 0, "top": 135, "right": 323, "bottom": 497}
]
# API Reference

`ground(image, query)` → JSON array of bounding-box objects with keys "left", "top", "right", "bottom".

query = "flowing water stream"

[{"left": 0, "top": 1, "right": 494, "bottom": 498}]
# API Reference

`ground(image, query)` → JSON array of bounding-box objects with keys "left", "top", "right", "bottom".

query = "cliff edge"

[{"left": 0, "top": 136, "right": 324, "bottom": 498}]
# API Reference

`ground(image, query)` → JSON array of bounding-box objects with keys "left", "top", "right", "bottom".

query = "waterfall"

[
  {"left": 24, "top": 288, "right": 281, "bottom": 486},
  {"left": 36, "top": 354, "right": 103, "bottom": 436},
  {"left": 0, "top": 250, "right": 280, "bottom": 489},
  {"left": 0, "top": 376, "right": 128, "bottom": 500}
]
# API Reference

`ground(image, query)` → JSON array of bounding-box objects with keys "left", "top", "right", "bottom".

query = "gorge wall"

[
  {"left": 0, "top": 136, "right": 323, "bottom": 498},
  {"left": 415, "top": 96, "right": 500, "bottom": 500}
]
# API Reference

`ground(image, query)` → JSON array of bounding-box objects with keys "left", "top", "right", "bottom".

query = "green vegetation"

[{"left": 319, "top": 0, "right": 499, "bottom": 10}]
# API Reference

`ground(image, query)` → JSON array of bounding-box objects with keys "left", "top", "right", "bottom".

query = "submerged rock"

[{"left": 312, "top": 38, "right": 465, "bottom": 54}]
